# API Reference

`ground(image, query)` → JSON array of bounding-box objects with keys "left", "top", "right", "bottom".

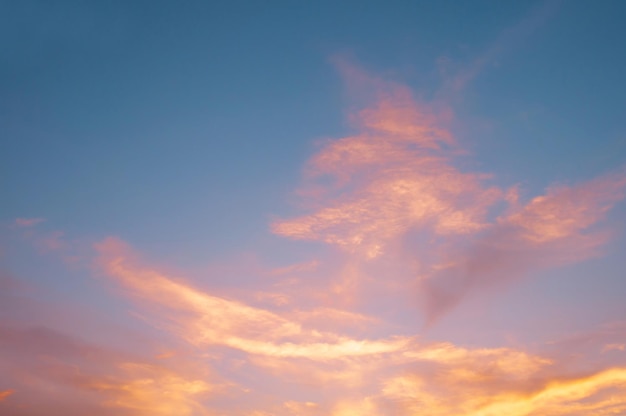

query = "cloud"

[
  {"left": 4, "top": 223, "right": 626, "bottom": 414},
  {"left": 422, "top": 170, "right": 626, "bottom": 321},
  {"left": 379, "top": 367, "right": 626, "bottom": 416},
  {"left": 504, "top": 171, "right": 626, "bottom": 244},
  {"left": 89, "top": 363, "right": 213, "bottom": 416},
  {"left": 603, "top": 344, "right": 626, "bottom": 353},
  {"left": 89, "top": 235, "right": 626, "bottom": 415},
  {"left": 0, "top": 389, "right": 14, "bottom": 402},
  {"left": 0, "top": 324, "right": 214, "bottom": 416},
  {"left": 94, "top": 237, "right": 411, "bottom": 360},
  {"left": 35, "top": 230, "right": 67, "bottom": 252},
  {"left": 272, "top": 62, "right": 626, "bottom": 320},
  {"left": 439, "top": 0, "right": 561, "bottom": 96},
  {"left": 10, "top": 221, "right": 86, "bottom": 266},
  {"left": 14, "top": 218, "right": 45, "bottom": 227},
  {"left": 272, "top": 62, "right": 500, "bottom": 260},
  {"left": 244, "top": 333, "right": 626, "bottom": 415}
]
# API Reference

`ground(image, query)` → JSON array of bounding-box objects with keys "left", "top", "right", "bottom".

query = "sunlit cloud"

[
  {"left": 0, "top": 389, "right": 14, "bottom": 402},
  {"left": 86, "top": 232, "right": 626, "bottom": 415},
  {"left": 272, "top": 63, "right": 500, "bottom": 260},
  {"left": 0, "top": 324, "right": 215, "bottom": 416},
  {"left": 504, "top": 171, "right": 626, "bottom": 245},
  {"left": 95, "top": 237, "right": 411, "bottom": 360},
  {"left": 272, "top": 62, "right": 626, "bottom": 320},
  {"left": 379, "top": 367, "right": 626, "bottom": 416},
  {"left": 422, "top": 170, "right": 626, "bottom": 321},
  {"left": 5, "top": 214, "right": 626, "bottom": 414},
  {"left": 603, "top": 344, "right": 626, "bottom": 353},
  {"left": 89, "top": 363, "right": 213, "bottom": 416}
]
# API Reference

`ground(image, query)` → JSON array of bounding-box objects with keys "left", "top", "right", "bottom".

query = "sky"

[{"left": 2, "top": 0, "right": 626, "bottom": 415}]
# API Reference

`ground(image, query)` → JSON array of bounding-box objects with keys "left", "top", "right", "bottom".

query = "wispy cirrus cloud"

[
  {"left": 13, "top": 218, "right": 45, "bottom": 227},
  {"left": 439, "top": 0, "right": 561, "bottom": 96},
  {"left": 95, "top": 236, "right": 411, "bottom": 360}
]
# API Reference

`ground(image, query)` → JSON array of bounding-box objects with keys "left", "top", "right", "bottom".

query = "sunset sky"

[{"left": 3, "top": 1, "right": 626, "bottom": 415}]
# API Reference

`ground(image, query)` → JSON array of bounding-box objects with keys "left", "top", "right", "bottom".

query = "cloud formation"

[
  {"left": 272, "top": 63, "right": 626, "bottom": 320},
  {"left": 421, "top": 168, "right": 626, "bottom": 321},
  {"left": 272, "top": 64, "right": 500, "bottom": 259},
  {"left": 95, "top": 237, "right": 411, "bottom": 360},
  {"left": 3, "top": 61, "right": 626, "bottom": 415},
  {"left": 3, "top": 225, "right": 626, "bottom": 415},
  {"left": 89, "top": 236, "right": 626, "bottom": 415}
]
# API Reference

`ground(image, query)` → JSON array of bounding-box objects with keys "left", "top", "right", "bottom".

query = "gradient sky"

[{"left": 3, "top": 1, "right": 626, "bottom": 415}]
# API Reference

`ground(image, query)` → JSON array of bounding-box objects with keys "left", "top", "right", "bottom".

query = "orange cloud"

[
  {"left": 0, "top": 324, "right": 215, "bottom": 416},
  {"left": 90, "top": 363, "right": 212, "bottom": 416},
  {"left": 6, "top": 226, "right": 626, "bottom": 414},
  {"left": 0, "top": 389, "right": 14, "bottom": 402},
  {"left": 331, "top": 397, "right": 378, "bottom": 415},
  {"left": 88, "top": 237, "right": 626, "bottom": 414},
  {"left": 247, "top": 339, "right": 626, "bottom": 416},
  {"left": 379, "top": 367, "right": 626, "bottom": 416},
  {"left": 95, "top": 237, "right": 411, "bottom": 360}
]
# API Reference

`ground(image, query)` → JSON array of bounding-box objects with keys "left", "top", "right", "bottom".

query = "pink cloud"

[
  {"left": 272, "top": 63, "right": 500, "bottom": 260},
  {"left": 272, "top": 63, "right": 626, "bottom": 321},
  {"left": 35, "top": 231, "right": 67, "bottom": 252},
  {"left": 603, "top": 344, "right": 626, "bottom": 353},
  {"left": 422, "top": 171, "right": 626, "bottom": 322},
  {"left": 14, "top": 218, "right": 45, "bottom": 227}
]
